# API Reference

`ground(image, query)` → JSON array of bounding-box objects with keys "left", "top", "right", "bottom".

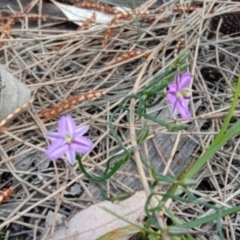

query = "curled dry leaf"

[
  {"left": 52, "top": 191, "right": 146, "bottom": 240},
  {"left": 51, "top": 0, "right": 130, "bottom": 28}
]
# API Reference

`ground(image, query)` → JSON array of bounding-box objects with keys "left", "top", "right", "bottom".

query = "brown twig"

[
  {"left": 106, "top": 50, "right": 150, "bottom": 65},
  {"left": 0, "top": 14, "right": 46, "bottom": 46},
  {"left": 40, "top": 90, "right": 107, "bottom": 119}
]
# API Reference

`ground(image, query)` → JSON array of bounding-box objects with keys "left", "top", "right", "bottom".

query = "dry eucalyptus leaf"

[
  {"left": 51, "top": 0, "right": 130, "bottom": 27},
  {"left": 64, "top": 183, "right": 81, "bottom": 196},
  {"left": 35, "top": 153, "right": 50, "bottom": 171},
  {"left": 97, "top": 225, "right": 140, "bottom": 240},
  {"left": 0, "top": 65, "right": 31, "bottom": 122},
  {"left": 45, "top": 210, "right": 65, "bottom": 229},
  {"left": 13, "top": 153, "right": 35, "bottom": 171},
  {"left": 52, "top": 191, "right": 146, "bottom": 240}
]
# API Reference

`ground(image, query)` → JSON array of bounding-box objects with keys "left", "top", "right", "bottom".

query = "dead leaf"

[
  {"left": 45, "top": 210, "right": 65, "bottom": 229},
  {"left": 64, "top": 183, "right": 81, "bottom": 196},
  {"left": 35, "top": 153, "right": 50, "bottom": 171},
  {"left": 0, "top": 65, "right": 31, "bottom": 122},
  {"left": 52, "top": 191, "right": 146, "bottom": 240},
  {"left": 97, "top": 225, "right": 140, "bottom": 240},
  {"left": 42, "top": 211, "right": 66, "bottom": 240},
  {"left": 51, "top": 0, "right": 130, "bottom": 28}
]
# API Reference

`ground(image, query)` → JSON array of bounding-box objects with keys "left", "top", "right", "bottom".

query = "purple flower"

[
  {"left": 45, "top": 115, "right": 93, "bottom": 165},
  {"left": 166, "top": 71, "right": 192, "bottom": 120}
]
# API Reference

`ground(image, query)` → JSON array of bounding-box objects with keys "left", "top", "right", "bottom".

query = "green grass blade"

[
  {"left": 181, "top": 205, "right": 240, "bottom": 228},
  {"left": 208, "top": 75, "right": 240, "bottom": 146}
]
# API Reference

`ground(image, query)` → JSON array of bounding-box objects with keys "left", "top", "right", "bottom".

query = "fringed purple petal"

[
  {"left": 166, "top": 92, "right": 177, "bottom": 104},
  {"left": 170, "top": 100, "right": 178, "bottom": 118},
  {"left": 45, "top": 139, "right": 68, "bottom": 160},
  {"left": 175, "top": 100, "right": 191, "bottom": 120},
  {"left": 58, "top": 115, "right": 76, "bottom": 136},
  {"left": 46, "top": 132, "right": 63, "bottom": 141},
  {"left": 71, "top": 136, "right": 93, "bottom": 154},
  {"left": 75, "top": 125, "right": 90, "bottom": 137},
  {"left": 66, "top": 149, "right": 76, "bottom": 165},
  {"left": 174, "top": 71, "right": 181, "bottom": 87},
  {"left": 65, "top": 114, "right": 76, "bottom": 135},
  {"left": 178, "top": 72, "right": 192, "bottom": 89},
  {"left": 168, "top": 83, "right": 177, "bottom": 93},
  {"left": 58, "top": 115, "right": 68, "bottom": 136}
]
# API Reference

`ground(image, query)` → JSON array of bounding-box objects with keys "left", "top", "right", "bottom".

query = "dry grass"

[{"left": 0, "top": 0, "right": 240, "bottom": 239}]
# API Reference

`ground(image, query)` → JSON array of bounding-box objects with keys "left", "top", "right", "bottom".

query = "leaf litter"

[{"left": 0, "top": 0, "right": 240, "bottom": 239}]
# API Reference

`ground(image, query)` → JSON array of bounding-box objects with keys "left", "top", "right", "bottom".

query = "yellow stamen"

[
  {"left": 176, "top": 88, "right": 192, "bottom": 98},
  {"left": 176, "top": 92, "right": 183, "bottom": 98},
  {"left": 65, "top": 134, "right": 73, "bottom": 144}
]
